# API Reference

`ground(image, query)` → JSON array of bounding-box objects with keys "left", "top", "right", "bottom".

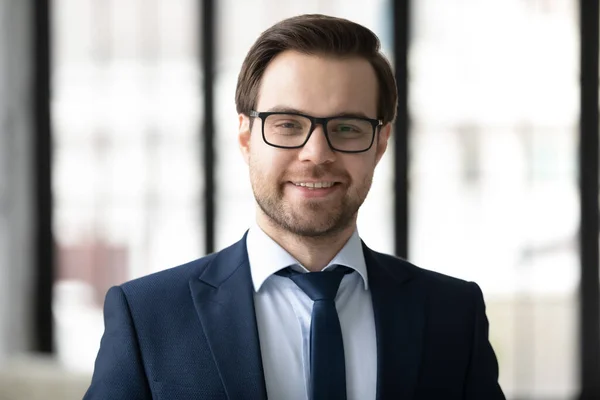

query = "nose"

[{"left": 297, "top": 124, "right": 336, "bottom": 165}]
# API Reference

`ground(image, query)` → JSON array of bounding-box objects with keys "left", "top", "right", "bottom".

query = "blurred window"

[
  {"left": 52, "top": 0, "right": 202, "bottom": 371},
  {"left": 410, "top": 1, "right": 579, "bottom": 397}
]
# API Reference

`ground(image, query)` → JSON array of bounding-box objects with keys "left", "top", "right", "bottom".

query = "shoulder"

[
  {"left": 119, "top": 253, "right": 215, "bottom": 296},
  {"left": 369, "top": 249, "right": 471, "bottom": 286},
  {"left": 368, "top": 249, "right": 489, "bottom": 334},
  {"left": 368, "top": 249, "right": 483, "bottom": 303},
  {"left": 116, "top": 237, "right": 245, "bottom": 302}
]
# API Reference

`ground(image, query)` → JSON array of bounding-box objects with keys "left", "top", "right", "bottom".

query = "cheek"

[
  {"left": 249, "top": 143, "right": 289, "bottom": 181},
  {"left": 344, "top": 157, "right": 374, "bottom": 184}
]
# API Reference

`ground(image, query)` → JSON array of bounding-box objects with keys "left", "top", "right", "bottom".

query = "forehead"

[{"left": 255, "top": 51, "right": 378, "bottom": 118}]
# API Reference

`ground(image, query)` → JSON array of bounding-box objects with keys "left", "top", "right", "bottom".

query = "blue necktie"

[{"left": 278, "top": 266, "right": 352, "bottom": 400}]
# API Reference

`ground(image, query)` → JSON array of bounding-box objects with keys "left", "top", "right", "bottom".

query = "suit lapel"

[
  {"left": 364, "top": 244, "right": 426, "bottom": 400},
  {"left": 189, "top": 235, "right": 267, "bottom": 400}
]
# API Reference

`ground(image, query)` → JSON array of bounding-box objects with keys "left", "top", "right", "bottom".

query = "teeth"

[{"left": 295, "top": 182, "right": 335, "bottom": 189}]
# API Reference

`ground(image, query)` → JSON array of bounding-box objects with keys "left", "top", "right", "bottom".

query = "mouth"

[
  {"left": 287, "top": 181, "right": 342, "bottom": 199},
  {"left": 291, "top": 181, "right": 338, "bottom": 190}
]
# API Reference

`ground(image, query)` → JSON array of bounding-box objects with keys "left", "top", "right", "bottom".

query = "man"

[{"left": 84, "top": 14, "right": 505, "bottom": 400}]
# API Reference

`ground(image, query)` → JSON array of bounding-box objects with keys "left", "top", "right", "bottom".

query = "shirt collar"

[{"left": 246, "top": 223, "right": 369, "bottom": 292}]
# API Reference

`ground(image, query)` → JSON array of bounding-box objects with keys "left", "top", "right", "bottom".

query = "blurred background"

[{"left": 0, "top": 0, "right": 598, "bottom": 399}]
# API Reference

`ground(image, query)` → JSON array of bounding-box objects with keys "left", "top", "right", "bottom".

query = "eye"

[
  {"left": 337, "top": 125, "right": 360, "bottom": 132},
  {"left": 329, "top": 118, "right": 372, "bottom": 136},
  {"left": 277, "top": 121, "right": 303, "bottom": 129}
]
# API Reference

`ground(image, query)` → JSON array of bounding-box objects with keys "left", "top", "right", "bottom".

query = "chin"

[{"left": 287, "top": 215, "right": 350, "bottom": 237}]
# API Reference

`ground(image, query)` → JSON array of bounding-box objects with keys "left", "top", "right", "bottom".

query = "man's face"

[{"left": 238, "top": 51, "right": 391, "bottom": 238}]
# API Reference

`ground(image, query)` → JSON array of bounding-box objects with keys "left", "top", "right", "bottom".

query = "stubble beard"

[{"left": 251, "top": 169, "right": 372, "bottom": 239}]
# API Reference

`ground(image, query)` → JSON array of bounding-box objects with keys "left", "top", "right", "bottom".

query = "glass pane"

[
  {"left": 410, "top": 1, "right": 579, "bottom": 398},
  {"left": 215, "top": 0, "right": 394, "bottom": 254},
  {"left": 51, "top": 0, "right": 202, "bottom": 372}
]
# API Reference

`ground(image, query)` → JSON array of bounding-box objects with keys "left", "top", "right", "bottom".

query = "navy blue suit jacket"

[{"left": 84, "top": 235, "right": 505, "bottom": 399}]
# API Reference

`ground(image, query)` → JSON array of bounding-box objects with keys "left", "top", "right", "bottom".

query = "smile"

[{"left": 293, "top": 182, "right": 336, "bottom": 189}]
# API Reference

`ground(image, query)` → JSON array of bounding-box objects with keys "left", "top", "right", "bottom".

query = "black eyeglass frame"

[{"left": 249, "top": 110, "right": 384, "bottom": 154}]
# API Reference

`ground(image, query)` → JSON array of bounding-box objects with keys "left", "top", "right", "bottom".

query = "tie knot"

[{"left": 278, "top": 266, "right": 352, "bottom": 301}]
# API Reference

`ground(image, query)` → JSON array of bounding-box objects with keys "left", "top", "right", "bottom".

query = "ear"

[
  {"left": 374, "top": 123, "right": 392, "bottom": 166},
  {"left": 238, "top": 114, "right": 251, "bottom": 165}
]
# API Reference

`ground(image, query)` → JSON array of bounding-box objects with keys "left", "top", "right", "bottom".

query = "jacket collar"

[
  {"left": 363, "top": 243, "right": 425, "bottom": 399},
  {"left": 189, "top": 233, "right": 268, "bottom": 400}
]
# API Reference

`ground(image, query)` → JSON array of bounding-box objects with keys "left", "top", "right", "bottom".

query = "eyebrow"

[{"left": 264, "top": 106, "right": 375, "bottom": 120}]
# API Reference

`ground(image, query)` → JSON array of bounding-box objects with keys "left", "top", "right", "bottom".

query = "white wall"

[{"left": 0, "top": 0, "right": 34, "bottom": 362}]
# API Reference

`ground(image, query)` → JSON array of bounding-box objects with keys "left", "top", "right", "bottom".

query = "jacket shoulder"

[
  {"left": 370, "top": 250, "right": 477, "bottom": 296},
  {"left": 118, "top": 237, "right": 245, "bottom": 301},
  {"left": 120, "top": 252, "right": 216, "bottom": 295}
]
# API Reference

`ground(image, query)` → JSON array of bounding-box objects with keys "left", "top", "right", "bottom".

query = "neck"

[{"left": 256, "top": 211, "right": 356, "bottom": 272}]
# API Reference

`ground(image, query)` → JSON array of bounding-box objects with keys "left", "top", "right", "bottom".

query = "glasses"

[{"left": 249, "top": 111, "right": 383, "bottom": 153}]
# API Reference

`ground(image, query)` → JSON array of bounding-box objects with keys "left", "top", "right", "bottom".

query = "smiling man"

[{"left": 84, "top": 14, "right": 505, "bottom": 400}]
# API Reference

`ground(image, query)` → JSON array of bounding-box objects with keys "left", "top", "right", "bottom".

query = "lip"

[{"left": 286, "top": 182, "right": 342, "bottom": 198}]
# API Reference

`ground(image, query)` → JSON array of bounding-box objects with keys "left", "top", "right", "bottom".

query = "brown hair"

[{"left": 235, "top": 14, "right": 398, "bottom": 125}]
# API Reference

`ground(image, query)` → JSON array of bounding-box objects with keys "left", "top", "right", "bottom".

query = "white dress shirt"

[{"left": 246, "top": 224, "right": 377, "bottom": 400}]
